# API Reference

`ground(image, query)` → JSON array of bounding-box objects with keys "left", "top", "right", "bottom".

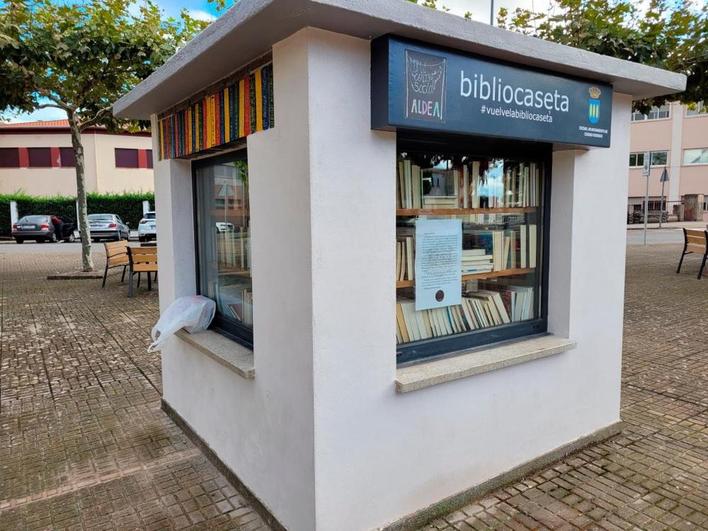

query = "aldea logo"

[
  {"left": 406, "top": 50, "right": 447, "bottom": 122},
  {"left": 460, "top": 71, "right": 570, "bottom": 112},
  {"left": 588, "top": 86, "right": 601, "bottom": 124}
]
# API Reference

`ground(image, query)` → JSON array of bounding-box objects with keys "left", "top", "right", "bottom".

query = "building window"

[
  {"left": 395, "top": 135, "right": 549, "bottom": 364},
  {"left": 630, "top": 151, "right": 668, "bottom": 167},
  {"left": 59, "top": 147, "right": 75, "bottom": 167},
  {"left": 683, "top": 148, "right": 708, "bottom": 165},
  {"left": 28, "top": 147, "right": 52, "bottom": 167},
  {"left": 631, "top": 104, "right": 670, "bottom": 121},
  {"left": 146, "top": 149, "right": 153, "bottom": 169},
  {"left": 194, "top": 149, "right": 252, "bottom": 346},
  {"left": 650, "top": 151, "right": 668, "bottom": 166},
  {"left": 115, "top": 148, "right": 139, "bottom": 168},
  {"left": 0, "top": 148, "right": 20, "bottom": 168},
  {"left": 686, "top": 102, "right": 707, "bottom": 116},
  {"left": 629, "top": 153, "right": 645, "bottom": 167}
]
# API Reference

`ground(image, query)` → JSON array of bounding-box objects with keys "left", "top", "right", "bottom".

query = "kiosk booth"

[{"left": 114, "top": 1, "right": 685, "bottom": 529}]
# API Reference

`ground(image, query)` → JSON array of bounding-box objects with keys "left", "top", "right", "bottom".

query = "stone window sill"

[
  {"left": 175, "top": 329, "right": 255, "bottom": 379},
  {"left": 396, "top": 335, "right": 576, "bottom": 393}
]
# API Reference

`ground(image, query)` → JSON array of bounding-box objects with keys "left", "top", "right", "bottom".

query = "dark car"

[
  {"left": 12, "top": 215, "right": 76, "bottom": 244},
  {"left": 87, "top": 213, "right": 129, "bottom": 242}
]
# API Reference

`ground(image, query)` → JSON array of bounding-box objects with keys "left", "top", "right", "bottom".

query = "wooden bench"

[
  {"left": 677, "top": 228, "right": 708, "bottom": 279},
  {"left": 128, "top": 246, "right": 158, "bottom": 297},
  {"left": 102, "top": 241, "right": 129, "bottom": 288}
]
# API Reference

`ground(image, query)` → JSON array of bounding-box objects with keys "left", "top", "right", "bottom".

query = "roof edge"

[{"left": 114, "top": 0, "right": 686, "bottom": 120}]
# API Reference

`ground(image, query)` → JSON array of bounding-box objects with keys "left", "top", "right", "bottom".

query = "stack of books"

[
  {"left": 461, "top": 249, "right": 493, "bottom": 274},
  {"left": 397, "top": 160, "right": 423, "bottom": 209},
  {"left": 396, "top": 284, "right": 535, "bottom": 344},
  {"left": 396, "top": 235, "right": 415, "bottom": 282},
  {"left": 466, "top": 225, "right": 537, "bottom": 272},
  {"left": 397, "top": 158, "right": 541, "bottom": 210}
]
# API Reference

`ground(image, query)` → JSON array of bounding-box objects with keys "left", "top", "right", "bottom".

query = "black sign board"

[{"left": 371, "top": 36, "right": 613, "bottom": 147}]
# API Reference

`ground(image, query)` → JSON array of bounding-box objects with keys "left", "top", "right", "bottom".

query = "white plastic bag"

[{"left": 148, "top": 295, "right": 216, "bottom": 352}]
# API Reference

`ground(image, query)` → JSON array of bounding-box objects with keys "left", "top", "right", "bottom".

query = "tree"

[
  {"left": 496, "top": 0, "right": 706, "bottom": 111},
  {"left": 0, "top": 0, "right": 207, "bottom": 271}
]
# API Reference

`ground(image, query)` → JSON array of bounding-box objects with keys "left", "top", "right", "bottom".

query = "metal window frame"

[
  {"left": 192, "top": 147, "right": 253, "bottom": 349},
  {"left": 395, "top": 131, "right": 552, "bottom": 366}
]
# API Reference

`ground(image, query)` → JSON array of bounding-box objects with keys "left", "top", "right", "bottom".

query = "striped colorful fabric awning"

[{"left": 157, "top": 62, "right": 274, "bottom": 160}]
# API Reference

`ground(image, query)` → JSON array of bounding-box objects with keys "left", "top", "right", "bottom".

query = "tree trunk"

[{"left": 68, "top": 115, "right": 94, "bottom": 272}]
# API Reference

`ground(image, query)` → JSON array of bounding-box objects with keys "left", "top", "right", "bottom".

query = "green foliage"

[
  {"left": 0, "top": 0, "right": 207, "bottom": 129},
  {"left": 496, "top": 0, "right": 706, "bottom": 111},
  {"left": 0, "top": 192, "right": 155, "bottom": 236}
]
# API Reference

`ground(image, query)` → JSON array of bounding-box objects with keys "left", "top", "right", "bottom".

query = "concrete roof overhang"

[{"left": 113, "top": 0, "right": 687, "bottom": 120}]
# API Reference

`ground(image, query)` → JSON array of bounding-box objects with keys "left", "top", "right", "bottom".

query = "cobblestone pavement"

[
  {"left": 0, "top": 244, "right": 269, "bottom": 530},
  {"left": 0, "top": 243, "right": 706, "bottom": 531},
  {"left": 426, "top": 244, "right": 708, "bottom": 531}
]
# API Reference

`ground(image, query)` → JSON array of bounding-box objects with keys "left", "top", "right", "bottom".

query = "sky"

[{"left": 9, "top": 0, "right": 550, "bottom": 123}]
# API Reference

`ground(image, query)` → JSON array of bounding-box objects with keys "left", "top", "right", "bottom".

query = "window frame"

[
  {"left": 0, "top": 147, "right": 20, "bottom": 168},
  {"left": 192, "top": 146, "right": 253, "bottom": 349},
  {"left": 395, "top": 131, "right": 552, "bottom": 365},
  {"left": 629, "top": 152, "right": 645, "bottom": 168},
  {"left": 114, "top": 148, "right": 140, "bottom": 168},
  {"left": 631, "top": 105, "right": 671, "bottom": 122},
  {"left": 59, "top": 147, "right": 76, "bottom": 167},
  {"left": 27, "top": 147, "right": 52, "bottom": 168},
  {"left": 649, "top": 150, "right": 668, "bottom": 167},
  {"left": 683, "top": 148, "right": 708, "bottom": 166}
]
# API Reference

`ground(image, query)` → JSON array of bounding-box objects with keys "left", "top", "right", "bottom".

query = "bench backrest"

[
  {"left": 104, "top": 241, "right": 129, "bottom": 267},
  {"left": 684, "top": 229, "right": 708, "bottom": 254},
  {"left": 128, "top": 246, "right": 158, "bottom": 272}
]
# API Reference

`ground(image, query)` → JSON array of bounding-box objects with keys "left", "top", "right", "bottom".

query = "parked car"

[
  {"left": 87, "top": 213, "right": 129, "bottom": 242},
  {"left": 12, "top": 215, "right": 76, "bottom": 244},
  {"left": 138, "top": 211, "right": 157, "bottom": 243},
  {"left": 215, "top": 221, "right": 235, "bottom": 232}
]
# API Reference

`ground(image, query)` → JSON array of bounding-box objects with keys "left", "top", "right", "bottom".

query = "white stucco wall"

[
  {"left": 156, "top": 29, "right": 318, "bottom": 530},
  {"left": 155, "top": 27, "right": 632, "bottom": 531},
  {"left": 302, "top": 30, "right": 631, "bottom": 530}
]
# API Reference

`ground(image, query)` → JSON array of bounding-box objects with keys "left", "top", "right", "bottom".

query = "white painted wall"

[
  {"left": 156, "top": 30, "right": 317, "bottom": 530},
  {"left": 156, "top": 27, "right": 631, "bottom": 531},
  {"left": 303, "top": 29, "right": 631, "bottom": 530}
]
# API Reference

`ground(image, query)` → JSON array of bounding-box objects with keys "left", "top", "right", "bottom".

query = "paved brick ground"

[
  {"left": 425, "top": 245, "right": 708, "bottom": 531},
  {"left": 0, "top": 242, "right": 706, "bottom": 530},
  {"left": 0, "top": 244, "right": 269, "bottom": 530}
]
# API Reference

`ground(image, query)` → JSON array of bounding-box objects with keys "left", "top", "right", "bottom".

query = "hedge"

[{"left": 0, "top": 192, "right": 155, "bottom": 236}]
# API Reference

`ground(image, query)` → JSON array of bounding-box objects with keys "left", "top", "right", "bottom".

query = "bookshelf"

[
  {"left": 397, "top": 207, "right": 537, "bottom": 216},
  {"left": 396, "top": 267, "right": 534, "bottom": 289}
]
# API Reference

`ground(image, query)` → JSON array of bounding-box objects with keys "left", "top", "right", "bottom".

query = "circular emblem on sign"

[
  {"left": 435, "top": 290, "right": 445, "bottom": 302},
  {"left": 589, "top": 86, "right": 601, "bottom": 99}
]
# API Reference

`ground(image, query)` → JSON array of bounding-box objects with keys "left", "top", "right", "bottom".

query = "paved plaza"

[{"left": 0, "top": 241, "right": 706, "bottom": 530}]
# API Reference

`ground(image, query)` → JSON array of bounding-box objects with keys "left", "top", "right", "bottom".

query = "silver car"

[{"left": 88, "top": 213, "right": 129, "bottom": 242}]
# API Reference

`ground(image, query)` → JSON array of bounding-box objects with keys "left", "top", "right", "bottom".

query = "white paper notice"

[{"left": 415, "top": 218, "right": 462, "bottom": 311}]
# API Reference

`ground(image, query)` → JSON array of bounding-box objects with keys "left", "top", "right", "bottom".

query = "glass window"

[
  {"left": 146, "top": 149, "right": 154, "bottom": 169},
  {"left": 629, "top": 153, "right": 645, "bottom": 167},
  {"left": 194, "top": 150, "right": 252, "bottom": 346},
  {"left": 686, "top": 102, "right": 707, "bottom": 116},
  {"left": 60, "top": 147, "right": 75, "bottom": 167},
  {"left": 28, "top": 147, "right": 51, "bottom": 167},
  {"left": 396, "top": 137, "right": 548, "bottom": 364},
  {"left": 631, "top": 105, "right": 670, "bottom": 121},
  {"left": 0, "top": 148, "right": 19, "bottom": 167},
  {"left": 650, "top": 151, "right": 668, "bottom": 166},
  {"left": 115, "top": 148, "right": 139, "bottom": 168},
  {"left": 683, "top": 148, "right": 708, "bottom": 165}
]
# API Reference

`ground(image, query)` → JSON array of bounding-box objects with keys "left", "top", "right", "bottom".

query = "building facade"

[
  {"left": 628, "top": 101, "right": 708, "bottom": 221},
  {"left": 0, "top": 120, "right": 154, "bottom": 196}
]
